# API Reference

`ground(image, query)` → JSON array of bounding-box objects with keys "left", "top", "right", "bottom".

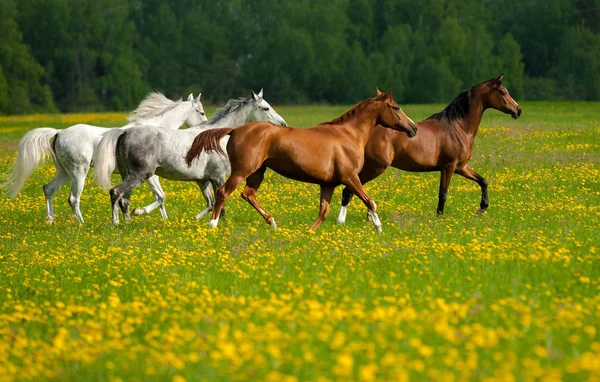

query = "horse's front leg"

[
  {"left": 455, "top": 165, "right": 488, "bottom": 214},
  {"left": 437, "top": 163, "right": 457, "bottom": 215}
]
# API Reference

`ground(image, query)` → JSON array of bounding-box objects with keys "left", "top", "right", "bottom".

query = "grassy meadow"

[{"left": 0, "top": 102, "right": 599, "bottom": 381}]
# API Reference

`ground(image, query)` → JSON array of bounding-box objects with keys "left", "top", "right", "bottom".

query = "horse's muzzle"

[{"left": 512, "top": 107, "right": 523, "bottom": 119}]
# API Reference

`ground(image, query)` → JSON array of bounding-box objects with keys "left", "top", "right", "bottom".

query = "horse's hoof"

[
  {"left": 132, "top": 208, "right": 144, "bottom": 216},
  {"left": 270, "top": 219, "right": 277, "bottom": 231},
  {"left": 336, "top": 218, "right": 346, "bottom": 224},
  {"left": 46, "top": 216, "right": 54, "bottom": 224},
  {"left": 208, "top": 219, "right": 219, "bottom": 229},
  {"left": 124, "top": 214, "right": 131, "bottom": 222}
]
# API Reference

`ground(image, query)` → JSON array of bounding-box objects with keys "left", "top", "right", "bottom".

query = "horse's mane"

[
  {"left": 127, "top": 92, "right": 182, "bottom": 122},
  {"left": 207, "top": 98, "right": 251, "bottom": 125},
  {"left": 324, "top": 94, "right": 386, "bottom": 125},
  {"left": 426, "top": 89, "right": 472, "bottom": 122}
]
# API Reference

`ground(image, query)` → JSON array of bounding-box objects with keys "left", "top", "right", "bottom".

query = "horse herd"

[{"left": 6, "top": 74, "right": 522, "bottom": 233}]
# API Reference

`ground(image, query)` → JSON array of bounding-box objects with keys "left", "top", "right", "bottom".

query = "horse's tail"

[
  {"left": 185, "top": 127, "right": 234, "bottom": 166},
  {"left": 94, "top": 129, "right": 125, "bottom": 190},
  {"left": 5, "top": 128, "right": 58, "bottom": 199}
]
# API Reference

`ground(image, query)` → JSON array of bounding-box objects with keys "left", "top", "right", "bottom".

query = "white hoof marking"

[{"left": 337, "top": 206, "right": 347, "bottom": 224}]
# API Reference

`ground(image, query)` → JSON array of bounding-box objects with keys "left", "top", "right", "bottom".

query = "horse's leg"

[
  {"left": 42, "top": 163, "right": 70, "bottom": 223},
  {"left": 133, "top": 175, "right": 168, "bottom": 219},
  {"left": 342, "top": 175, "right": 382, "bottom": 233},
  {"left": 240, "top": 166, "right": 277, "bottom": 230},
  {"left": 309, "top": 185, "right": 336, "bottom": 232},
  {"left": 67, "top": 166, "right": 88, "bottom": 224},
  {"left": 194, "top": 180, "right": 214, "bottom": 220},
  {"left": 338, "top": 167, "right": 382, "bottom": 224},
  {"left": 437, "top": 164, "right": 457, "bottom": 215},
  {"left": 209, "top": 171, "right": 248, "bottom": 228},
  {"left": 211, "top": 179, "right": 226, "bottom": 217},
  {"left": 109, "top": 172, "right": 151, "bottom": 224},
  {"left": 455, "top": 165, "right": 488, "bottom": 214}
]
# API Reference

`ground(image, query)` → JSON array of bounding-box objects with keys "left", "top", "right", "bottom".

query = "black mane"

[{"left": 427, "top": 89, "right": 472, "bottom": 122}]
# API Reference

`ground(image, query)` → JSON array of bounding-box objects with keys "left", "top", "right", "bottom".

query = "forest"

[{"left": 1, "top": 0, "right": 599, "bottom": 114}]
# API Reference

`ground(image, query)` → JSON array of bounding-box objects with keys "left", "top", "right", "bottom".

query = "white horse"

[
  {"left": 94, "top": 89, "right": 287, "bottom": 224},
  {"left": 5, "top": 92, "right": 207, "bottom": 223}
]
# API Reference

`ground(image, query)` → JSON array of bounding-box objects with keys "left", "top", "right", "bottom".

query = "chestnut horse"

[
  {"left": 337, "top": 74, "right": 522, "bottom": 224},
  {"left": 185, "top": 89, "right": 418, "bottom": 232}
]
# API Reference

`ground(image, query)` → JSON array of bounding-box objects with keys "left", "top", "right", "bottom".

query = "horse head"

[
  {"left": 375, "top": 88, "right": 417, "bottom": 137},
  {"left": 248, "top": 89, "right": 287, "bottom": 126},
  {"left": 481, "top": 74, "right": 523, "bottom": 119}
]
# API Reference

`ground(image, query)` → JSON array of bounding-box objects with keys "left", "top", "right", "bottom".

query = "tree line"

[{"left": 1, "top": 0, "right": 599, "bottom": 114}]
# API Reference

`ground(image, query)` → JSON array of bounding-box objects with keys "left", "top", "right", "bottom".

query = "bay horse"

[
  {"left": 185, "top": 89, "right": 418, "bottom": 232},
  {"left": 337, "top": 74, "right": 522, "bottom": 224}
]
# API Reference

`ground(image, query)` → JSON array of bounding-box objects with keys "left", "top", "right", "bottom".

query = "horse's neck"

[
  {"left": 208, "top": 106, "right": 251, "bottom": 129},
  {"left": 342, "top": 106, "right": 379, "bottom": 146},
  {"left": 130, "top": 104, "right": 188, "bottom": 130},
  {"left": 459, "top": 96, "right": 485, "bottom": 141}
]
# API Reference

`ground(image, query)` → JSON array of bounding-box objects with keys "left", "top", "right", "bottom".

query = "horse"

[
  {"left": 95, "top": 89, "right": 288, "bottom": 224},
  {"left": 185, "top": 89, "right": 418, "bottom": 233},
  {"left": 337, "top": 74, "right": 523, "bottom": 224},
  {"left": 5, "top": 92, "right": 207, "bottom": 224}
]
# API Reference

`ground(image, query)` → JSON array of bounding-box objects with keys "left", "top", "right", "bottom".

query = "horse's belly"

[
  {"left": 265, "top": 158, "right": 338, "bottom": 185},
  {"left": 391, "top": 153, "right": 438, "bottom": 172}
]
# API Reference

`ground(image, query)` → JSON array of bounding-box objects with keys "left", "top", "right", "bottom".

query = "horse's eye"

[
  {"left": 262, "top": 107, "right": 269, "bottom": 111},
  {"left": 392, "top": 105, "right": 400, "bottom": 110}
]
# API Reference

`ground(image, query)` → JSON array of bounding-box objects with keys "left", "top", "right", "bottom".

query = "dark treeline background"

[{"left": 1, "top": 0, "right": 599, "bottom": 114}]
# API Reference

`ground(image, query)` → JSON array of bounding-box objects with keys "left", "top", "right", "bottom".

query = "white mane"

[{"left": 127, "top": 92, "right": 182, "bottom": 122}]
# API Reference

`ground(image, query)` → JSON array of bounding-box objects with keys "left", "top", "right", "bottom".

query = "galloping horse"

[
  {"left": 185, "top": 89, "right": 417, "bottom": 232},
  {"left": 337, "top": 74, "right": 522, "bottom": 223},
  {"left": 5, "top": 92, "right": 206, "bottom": 223}
]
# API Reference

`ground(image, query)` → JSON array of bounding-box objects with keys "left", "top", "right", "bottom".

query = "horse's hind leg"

[
  {"left": 342, "top": 174, "right": 382, "bottom": 233},
  {"left": 209, "top": 171, "right": 249, "bottom": 228},
  {"left": 133, "top": 175, "right": 168, "bottom": 219},
  {"left": 43, "top": 162, "right": 70, "bottom": 223},
  {"left": 240, "top": 166, "right": 277, "bottom": 230},
  {"left": 109, "top": 172, "right": 151, "bottom": 224},
  {"left": 309, "top": 185, "right": 335, "bottom": 232},
  {"left": 455, "top": 165, "right": 488, "bottom": 214},
  {"left": 67, "top": 166, "right": 89, "bottom": 224},
  {"left": 194, "top": 180, "right": 215, "bottom": 220}
]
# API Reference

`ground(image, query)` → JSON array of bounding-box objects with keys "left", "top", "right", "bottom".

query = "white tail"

[
  {"left": 5, "top": 128, "right": 58, "bottom": 199},
  {"left": 94, "top": 129, "right": 125, "bottom": 190}
]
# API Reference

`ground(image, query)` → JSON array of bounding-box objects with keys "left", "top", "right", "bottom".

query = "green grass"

[{"left": 0, "top": 102, "right": 599, "bottom": 381}]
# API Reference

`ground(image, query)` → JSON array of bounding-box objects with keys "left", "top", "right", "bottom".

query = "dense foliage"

[{"left": 1, "top": 0, "right": 599, "bottom": 113}]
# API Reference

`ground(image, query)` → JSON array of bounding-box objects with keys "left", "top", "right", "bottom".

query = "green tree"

[{"left": 0, "top": 0, "right": 55, "bottom": 114}]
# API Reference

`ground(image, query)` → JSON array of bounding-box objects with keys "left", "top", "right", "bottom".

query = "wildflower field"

[{"left": 0, "top": 102, "right": 599, "bottom": 381}]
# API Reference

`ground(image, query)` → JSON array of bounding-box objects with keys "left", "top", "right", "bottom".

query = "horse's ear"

[
  {"left": 496, "top": 73, "right": 504, "bottom": 85},
  {"left": 376, "top": 88, "right": 384, "bottom": 96},
  {"left": 386, "top": 88, "right": 393, "bottom": 98},
  {"left": 187, "top": 93, "right": 194, "bottom": 101},
  {"left": 251, "top": 90, "right": 258, "bottom": 100},
  {"left": 196, "top": 93, "right": 202, "bottom": 102},
  {"left": 257, "top": 88, "right": 264, "bottom": 98}
]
